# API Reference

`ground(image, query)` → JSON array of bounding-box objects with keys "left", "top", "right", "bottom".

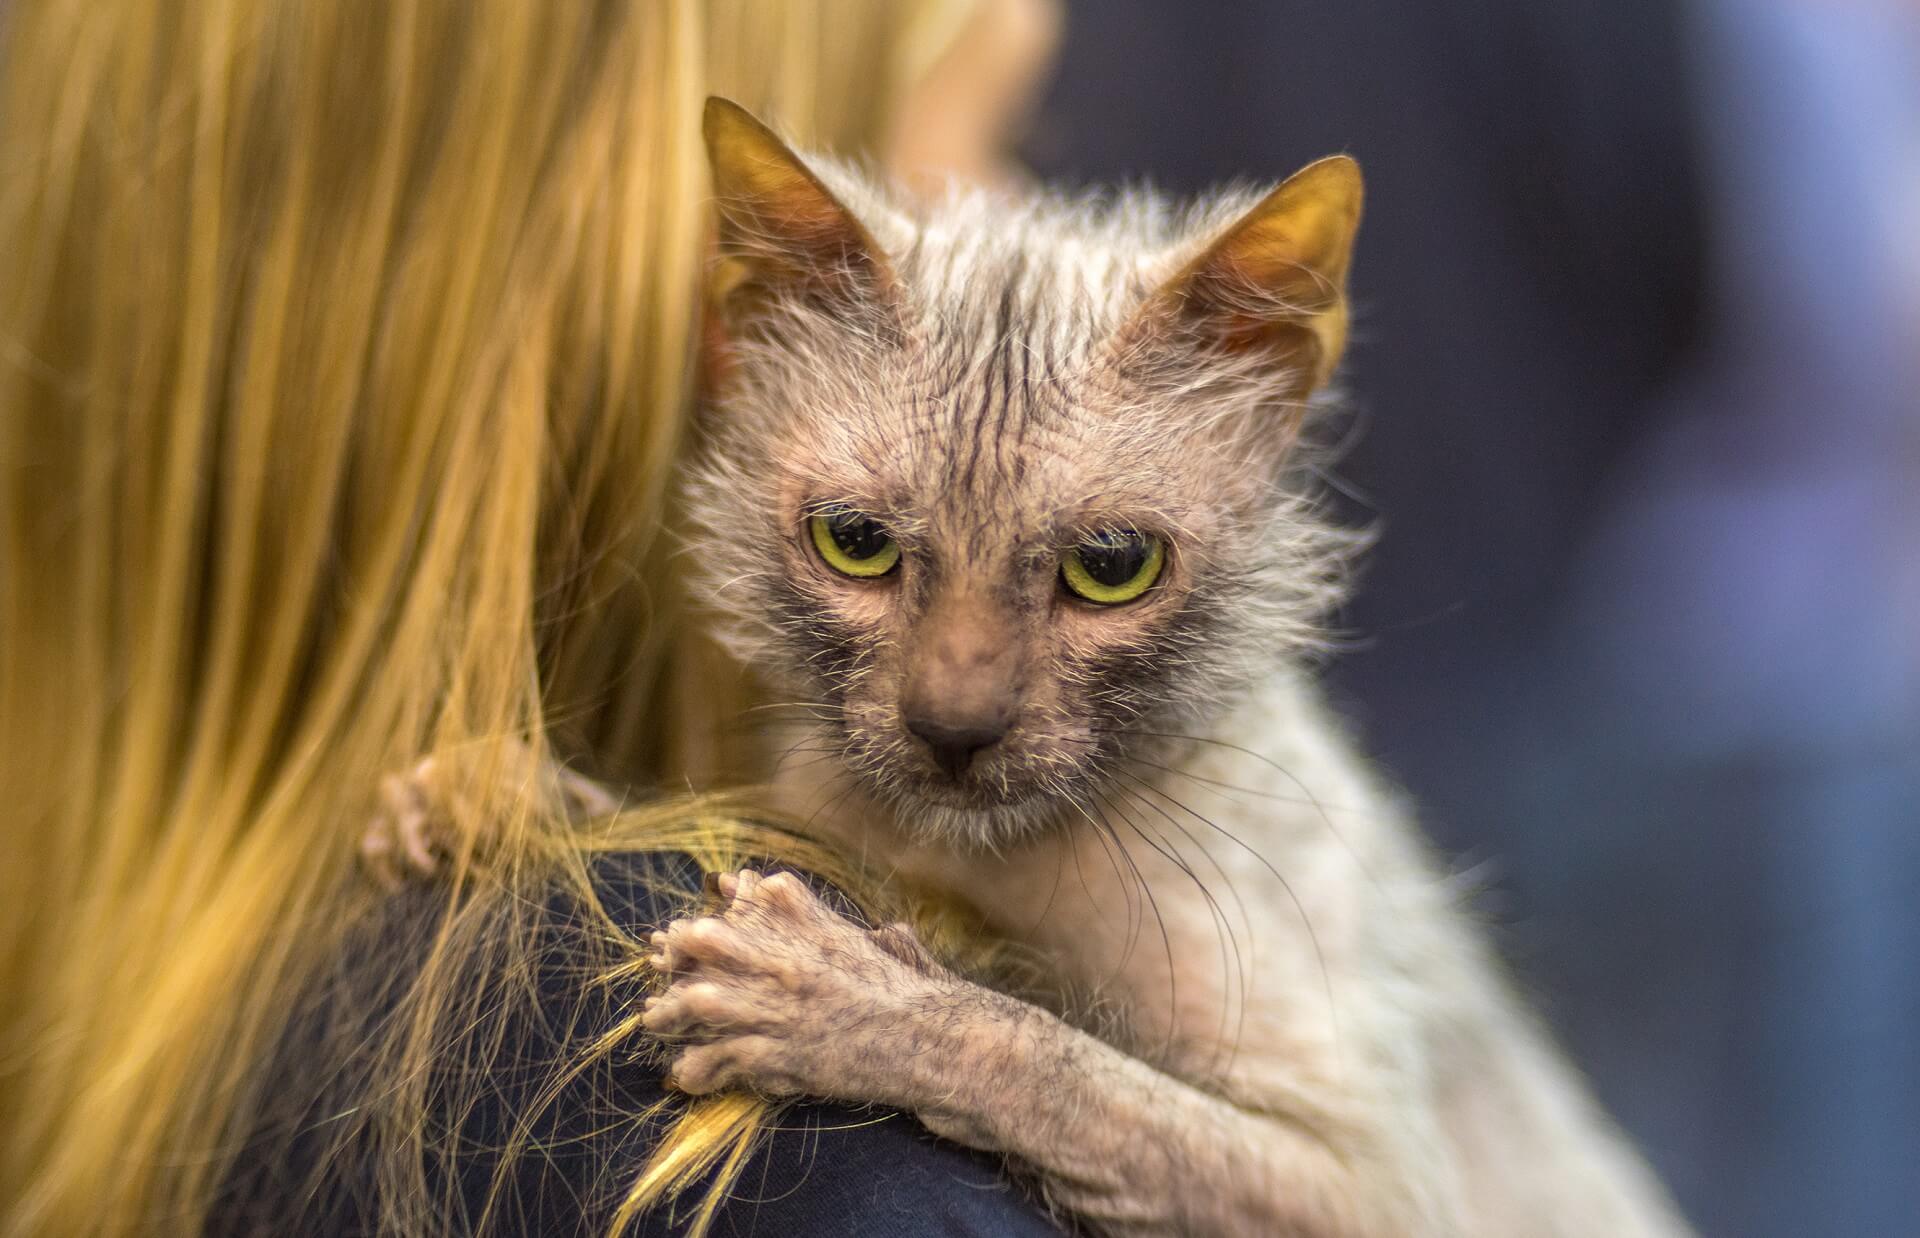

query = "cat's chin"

[{"left": 883, "top": 784, "right": 1077, "bottom": 854}]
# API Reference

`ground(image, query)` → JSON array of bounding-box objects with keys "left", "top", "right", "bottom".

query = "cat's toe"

[
  {"left": 659, "top": 912, "right": 752, "bottom": 971},
  {"left": 358, "top": 768, "right": 442, "bottom": 885},
  {"left": 666, "top": 1036, "right": 786, "bottom": 1097}
]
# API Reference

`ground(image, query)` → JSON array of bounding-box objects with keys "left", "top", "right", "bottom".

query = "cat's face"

[
  {"left": 689, "top": 100, "right": 1361, "bottom": 848},
  {"left": 701, "top": 336, "right": 1278, "bottom": 844}
]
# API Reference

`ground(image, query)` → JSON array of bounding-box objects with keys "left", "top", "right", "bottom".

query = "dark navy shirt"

[{"left": 212, "top": 852, "right": 1061, "bottom": 1236}]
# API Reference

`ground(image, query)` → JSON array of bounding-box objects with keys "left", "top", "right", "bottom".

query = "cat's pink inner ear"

[
  {"left": 702, "top": 97, "right": 897, "bottom": 314},
  {"left": 1151, "top": 155, "right": 1363, "bottom": 393}
]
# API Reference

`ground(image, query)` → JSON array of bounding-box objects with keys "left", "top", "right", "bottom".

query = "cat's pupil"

[
  {"left": 1077, "top": 531, "right": 1149, "bottom": 586},
  {"left": 827, "top": 511, "right": 890, "bottom": 560}
]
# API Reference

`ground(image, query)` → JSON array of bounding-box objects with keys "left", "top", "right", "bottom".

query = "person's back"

[
  {"left": 0, "top": 1, "right": 1063, "bottom": 1231},
  {"left": 213, "top": 850, "right": 1056, "bottom": 1236}
]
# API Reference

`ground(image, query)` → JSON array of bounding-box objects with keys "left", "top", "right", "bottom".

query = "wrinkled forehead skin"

[{"left": 748, "top": 236, "right": 1261, "bottom": 583}]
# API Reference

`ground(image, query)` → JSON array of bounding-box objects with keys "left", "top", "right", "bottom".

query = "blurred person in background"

[
  {"left": 0, "top": 1, "right": 1065, "bottom": 1234},
  {"left": 1024, "top": 2, "right": 1917, "bottom": 1234}
]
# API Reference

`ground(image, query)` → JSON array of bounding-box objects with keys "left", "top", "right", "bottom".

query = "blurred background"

[{"left": 1016, "top": 2, "right": 1918, "bottom": 1235}]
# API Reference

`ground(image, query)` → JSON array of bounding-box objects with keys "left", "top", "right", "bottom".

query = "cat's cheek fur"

[
  {"left": 791, "top": 563, "right": 900, "bottom": 635},
  {"left": 763, "top": 589, "right": 874, "bottom": 706}
]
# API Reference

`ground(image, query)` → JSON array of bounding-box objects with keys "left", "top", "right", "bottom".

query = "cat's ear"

[
  {"left": 1133, "top": 156, "right": 1362, "bottom": 396},
  {"left": 702, "top": 97, "right": 899, "bottom": 325}
]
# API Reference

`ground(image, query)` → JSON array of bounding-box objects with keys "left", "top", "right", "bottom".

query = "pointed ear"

[
  {"left": 702, "top": 97, "right": 898, "bottom": 324},
  {"left": 1135, "top": 156, "right": 1362, "bottom": 395}
]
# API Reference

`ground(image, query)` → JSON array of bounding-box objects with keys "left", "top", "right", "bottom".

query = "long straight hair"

[{"left": 0, "top": 2, "right": 981, "bottom": 1233}]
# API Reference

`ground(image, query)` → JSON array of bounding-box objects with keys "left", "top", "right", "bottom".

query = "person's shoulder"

[
  {"left": 651, "top": 1102, "right": 1060, "bottom": 1238},
  {"left": 583, "top": 851, "right": 1061, "bottom": 1237},
  {"left": 586, "top": 847, "right": 708, "bottom": 926}
]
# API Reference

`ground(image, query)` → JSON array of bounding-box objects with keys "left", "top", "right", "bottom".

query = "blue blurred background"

[{"left": 1018, "top": 3, "right": 1919, "bottom": 1234}]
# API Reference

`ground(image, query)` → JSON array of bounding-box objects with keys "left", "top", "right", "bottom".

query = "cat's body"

[
  {"left": 638, "top": 100, "right": 1694, "bottom": 1236},
  {"left": 761, "top": 676, "right": 1682, "bottom": 1235}
]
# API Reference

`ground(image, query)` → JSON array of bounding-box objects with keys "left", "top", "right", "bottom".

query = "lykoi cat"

[{"left": 640, "top": 99, "right": 1695, "bottom": 1237}]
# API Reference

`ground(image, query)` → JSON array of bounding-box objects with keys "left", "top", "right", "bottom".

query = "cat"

[
  {"left": 625, "top": 99, "right": 1699, "bottom": 1237},
  {"left": 364, "top": 96, "right": 1693, "bottom": 1235}
]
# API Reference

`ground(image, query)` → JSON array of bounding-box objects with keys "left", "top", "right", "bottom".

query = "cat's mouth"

[
  {"left": 834, "top": 720, "right": 1116, "bottom": 846},
  {"left": 907, "top": 764, "right": 1029, "bottom": 807},
  {"left": 815, "top": 701, "right": 1120, "bottom": 844},
  {"left": 883, "top": 770, "right": 1072, "bottom": 848}
]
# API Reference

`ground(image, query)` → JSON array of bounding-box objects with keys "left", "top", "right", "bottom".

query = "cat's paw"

[
  {"left": 358, "top": 744, "right": 620, "bottom": 888},
  {"left": 642, "top": 869, "right": 948, "bottom": 1100},
  {"left": 359, "top": 757, "right": 450, "bottom": 888}
]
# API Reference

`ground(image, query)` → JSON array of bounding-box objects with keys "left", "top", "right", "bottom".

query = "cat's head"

[{"left": 687, "top": 99, "right": 1362, "bottom": 848}]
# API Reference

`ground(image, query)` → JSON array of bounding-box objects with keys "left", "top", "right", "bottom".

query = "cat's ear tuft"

[
  {"left": 1137, "top": 155, "right": 1363, "bottom": 395},
  {"left": 702, "top": 97, "right": 898, "bottom": 325}
]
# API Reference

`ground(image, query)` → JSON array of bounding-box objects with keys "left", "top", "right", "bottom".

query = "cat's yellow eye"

[
  {"left": 1061, "top": 530, "right": 1165, "bottom": 605},
  {"left": 809, "top": 509, "right": 901, "bottom": 578}
]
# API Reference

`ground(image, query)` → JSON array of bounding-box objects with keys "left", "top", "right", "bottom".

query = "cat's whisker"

[
  {"left": 1102, "top": 782, "right": 1252, "bottom": 1075},
  {"left": 768, "top": 748, "right": 841, "bottom": 776},
  {"left": 1062, "top": 792, "right": 1167, "bottom": 1011},
  {"left": 793, "top": 766, "right": 863, "bottom": 839},
  {"left": 1091, "top": 727, "right": 1377, "bottom": 885},
  {"left": 1099, "top": 782, "right": 1242, "bottom": 937},
  {"left": 1083, "top": 790, "right": 1234, "bottom": 1072},
  {"left": 1111, "top": 751, "right": 1352, "bottom": 815},
  {"left": 723, "top": 707, "right": 841, "bottom": 737},
  {"left": 1113, "top": 769, "right": 1341, "bottom": 1055},
  {"left": 1054, "top": 792, "right": 1133, "bottom": 940},
  {"left": 706, "top": 568, "right": 768, "bottom": 598},
  {"left": 1105, "top": 754, "right": 1316, "bottom": 895},
  {"left": 1099, "top": 797, "right": 1191, "bottom": 1031},
  {"left": 736, "top": 699, "right": 838, "bottom": 717},
  {"left": 1105, "top": 774, "right": 1252, "bottom": 963}
]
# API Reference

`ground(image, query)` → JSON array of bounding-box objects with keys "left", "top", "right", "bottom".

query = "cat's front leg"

[{"left": 642, "top": 870, "right": 1423, "bottom": 1238}]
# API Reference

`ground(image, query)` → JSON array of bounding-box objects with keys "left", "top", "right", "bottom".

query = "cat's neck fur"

[{"left": 764, "top": 666, "right": 1382, "bottom": 1049}]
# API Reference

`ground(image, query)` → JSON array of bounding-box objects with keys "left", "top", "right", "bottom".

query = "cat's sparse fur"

[
  {"left": 687, "top": 152, "right": 1355, "bottom": 850},
  {"left": 649, "top": 100, "right": 1694, "bottom": 1237}
]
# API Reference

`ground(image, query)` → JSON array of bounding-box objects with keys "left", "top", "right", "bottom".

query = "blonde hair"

[{"left": 0, "top": 1, "right": 982, "bottom": 1233}]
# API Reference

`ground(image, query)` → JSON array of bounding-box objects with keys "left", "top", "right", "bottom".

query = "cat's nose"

[{"left": 904, "top": 715, "right": 1008, "bottom": 779}]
